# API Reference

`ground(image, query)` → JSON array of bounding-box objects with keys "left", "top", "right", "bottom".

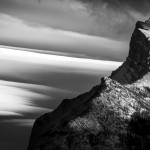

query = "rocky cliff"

[{"left": 27, "top": 19, "right": 150, "bottom": 150}]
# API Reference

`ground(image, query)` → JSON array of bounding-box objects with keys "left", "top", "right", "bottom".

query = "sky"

[{"left": 0, "top": 0, "right": 150, "bottom": 150}]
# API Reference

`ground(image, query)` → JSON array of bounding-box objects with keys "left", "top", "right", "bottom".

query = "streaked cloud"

[
  {"left": 0, "top": 0, "right": 95, "bottom": 36},
  {"left": 0, "top": 13, "right": 128, "bottom": 61},
  {"left": 2, "top": 119, "right": 35, "bottom": 126},
  {"left": 0, "top": 110, "right": 22, "bottom": 116},
  {"left": 0, "top": 46, "right": 122, "bottom": 116},
  {"left": 0, "top": 46, "right": 122, "bottom": 76},
  {"left": 0, "top": 80, "right": 52, "bottom": 116}
]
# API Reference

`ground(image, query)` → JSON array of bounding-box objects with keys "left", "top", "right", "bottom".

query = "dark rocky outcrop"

[
  {"left": 27, "top": 19, "right": 150, "bottom": 150},
  {"left": 110, "top": 20, "right": 150, "bottom": 84}
]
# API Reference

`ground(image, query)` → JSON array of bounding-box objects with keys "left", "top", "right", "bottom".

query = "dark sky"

[{"left": 0, "top": 0, "right": 149, "bottom": 150}]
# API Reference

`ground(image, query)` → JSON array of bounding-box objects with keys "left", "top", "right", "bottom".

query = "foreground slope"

[{"left": 27, "top": 19, "right": 150, "bottom": 150}]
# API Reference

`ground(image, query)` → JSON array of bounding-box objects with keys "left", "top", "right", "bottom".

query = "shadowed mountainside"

[{"left": 27, "top": 19, "right": 150, "bottom": 150}]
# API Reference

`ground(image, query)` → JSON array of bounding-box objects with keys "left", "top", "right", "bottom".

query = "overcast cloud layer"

[
  {"left": 75, "top": 0, "right": 150, "bottom": 14},
  {"left": 73, "top": 0, "right": 150, "bottom": 39}
]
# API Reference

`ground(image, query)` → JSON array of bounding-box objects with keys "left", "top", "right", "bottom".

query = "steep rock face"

[
  {"left": 110, "top": 21, "right": 150, "bottom": 84},
  {"left": 27, "top": 19, "right": 150, "bottom": 150}
]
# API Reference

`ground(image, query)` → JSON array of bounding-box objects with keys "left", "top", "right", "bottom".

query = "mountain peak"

[
  {"left": 110, "top": 19, "right": 150, "bottom": 85},
  {"left": 27, "top": 19, "right": 150, "bottom": 150}
]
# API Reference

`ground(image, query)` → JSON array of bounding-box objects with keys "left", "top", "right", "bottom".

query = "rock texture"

[{"left": 27, "top": 19, "right": 150, "bottom": 150}]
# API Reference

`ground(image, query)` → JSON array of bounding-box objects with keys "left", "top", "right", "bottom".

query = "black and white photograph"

[{"left": 0, "top": 0, "right": 150, "bottom": 150}]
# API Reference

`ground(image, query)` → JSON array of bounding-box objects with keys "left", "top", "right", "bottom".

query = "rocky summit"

[{"left": 27, "top": 19, "right": 150, "bottom": 150}]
